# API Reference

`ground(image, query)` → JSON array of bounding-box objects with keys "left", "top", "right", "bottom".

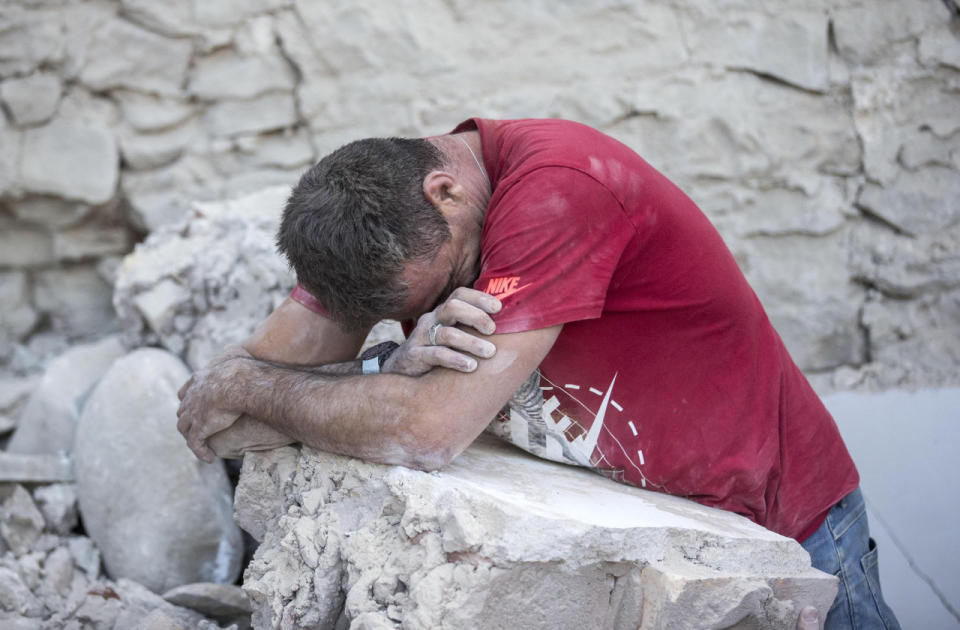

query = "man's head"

[{"left": 277, "top": 137, "right": 452, "bottom": 329}]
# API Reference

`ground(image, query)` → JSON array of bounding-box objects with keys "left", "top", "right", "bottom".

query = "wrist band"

[{"left": 362, "top": 356, "right": 380, "bottom": 374}]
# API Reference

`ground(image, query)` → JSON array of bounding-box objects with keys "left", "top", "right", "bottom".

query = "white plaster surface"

[{"left": 824, "top": 387, "right": 960, "bottom": 629}]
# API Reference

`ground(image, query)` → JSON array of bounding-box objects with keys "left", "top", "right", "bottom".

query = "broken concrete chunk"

[
  {"left": 33, "top": 484, "right": 78, "bottom": 535},
  {"left": 75, "top": 349, "right": 243, "bottom": 593},
  {"left": 0, "top": 567, "right": 44, "bottom": 617},
  {"left": 163, "top": 582, "right": 252, "bottom": 626},
  {"left": 133, "top": 279, "right": 192, "bottom": 335},
  {"left": 237, "top": 434, "right": 837, "bottom": 630},
  {"left": 0, "top": 486, "right": 45, "bottom": 556}
]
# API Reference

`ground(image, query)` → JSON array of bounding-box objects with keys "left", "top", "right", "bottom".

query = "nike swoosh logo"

[{"left": 492, "top": 283, "right": 530, "bottom": 301}]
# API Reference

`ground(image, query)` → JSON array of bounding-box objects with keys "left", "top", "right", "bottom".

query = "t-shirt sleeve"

[{"left": 475, "top": 167, "right": 635, "bottom": 333}]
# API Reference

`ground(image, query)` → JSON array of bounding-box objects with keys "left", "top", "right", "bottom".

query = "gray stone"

[
  {"left": 121, "top": 156, "right": 221, "bottom": 231},
  {"left": 53, "top": 226, "right": 131, "bottom": 263},
  {"left": 0, "top": 272, "right": 38, "bottom": 355},
  {"left": 0, "top": 614, "right": 43, "bottom": 630},
  {"left": 0, "top": 375, "right": 38, "bottom": 426},
  {"left": 7, "top": 336, "right": 125, "bottom": 456},
  {"left": 67, "top": 536, "right": 101, "bottom": 579},
  {"left": 0, "top": 454, "right": 74, "bottom": 483},
  {"left": 115, "top": 91, "right": 195, "bottom": 133},
  {"left": 0, "top": 126, "right": 22, "bottom": 197},
  {"left": 189, "top": 47, "right": 296, "bottom": 101},
  {"left": 6, "top": 196, "right": 95, "bottom": 230},
  {"left": 0, "top": 228, "right": 54, "bottom": 268},
  {"left": 681, "top": 7, "right": 829, "bottom": 91},
  {"left": 232, "top": 129, "right": 315, "bottom": 170},
  {"left": 0, "top": 485, "right": 45, "bottom": 556},
  {"left": 238, "top": 434, "right": 837, "bottom": 630},
  {"left": 32, "top": 266, "right": 117, "bottom": 338},
  {"left": 194, "top": 0, "right": 292, "bottom": 28},
  {"left": 858, "top": 167, "right": 960, "bottom": 236},
  {"left": 74, "top": 349, "right": 243, "bottom": 593},
  {"left": 0, "top": 567, "right": 43, "bottom": 617},
  {"left": 919, "top": 21, "right": 960, "bottom": 70},
  {"left": 78, "top": 17, "right": 193, "bottom": 96},
  {"left": 0, "top": 73, "right": 62, "bottom": 126},
  {"left": 0, "top": 5, "right": 64, "bottom": 76},
  {"left": 33, "top": 484, "right": 78, "bottom": 534},
  {"left": 19, "top": 119, "right": 118, "bottom": 205},
  {"left": 41, "top": 546, "right": 75, "bottom": 598},
  {"left": 163, "top": 582, "right": 252, "bottom": 622},
  {"left": 119, "top": 119, "right": 200, "bottom": 170},
  {"left": 202, "top": 92, "right": 298, "bottom": 137},
  {"left": 134, "top": 609, "right": 185, "bottom": 630}
]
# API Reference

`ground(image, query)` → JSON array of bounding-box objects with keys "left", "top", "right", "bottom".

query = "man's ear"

[{"left": 423, "top": 171, "right": 459, "bottom": 208}]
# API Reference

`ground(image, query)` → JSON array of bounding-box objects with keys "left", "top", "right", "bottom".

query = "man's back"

[{"left": 460, "top": 118, "right": 859, "bottom": 540}]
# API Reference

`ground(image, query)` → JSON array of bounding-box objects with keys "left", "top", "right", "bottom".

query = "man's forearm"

[{"left": 232, "top": 358, "right": 439, "bottom": 468}]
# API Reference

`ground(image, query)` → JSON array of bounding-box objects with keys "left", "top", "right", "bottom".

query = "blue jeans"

[{"left": 801, "top": 487, "right": 901, "bottom": 630}]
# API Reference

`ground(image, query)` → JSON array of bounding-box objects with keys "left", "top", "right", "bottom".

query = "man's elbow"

[{"left": 399, "top": 405, "right": 463, "bottom": 472}]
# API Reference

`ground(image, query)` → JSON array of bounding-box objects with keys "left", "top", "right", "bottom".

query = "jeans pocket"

[{"left": 860, "top": 538, "right": 902, "bottom": 630}]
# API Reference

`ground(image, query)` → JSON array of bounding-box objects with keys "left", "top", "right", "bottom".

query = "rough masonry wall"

[{"left": 1, "top": 0, "right": 959, "bottom": 390}]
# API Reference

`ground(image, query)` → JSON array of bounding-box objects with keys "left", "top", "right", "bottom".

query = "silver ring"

[{"left": 428, "top": 322, "right": 442, "bottom": 346}]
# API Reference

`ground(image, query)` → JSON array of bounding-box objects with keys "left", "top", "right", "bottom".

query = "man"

[{"left": 177, "top": 118, "right": 899, "bottom": 629}]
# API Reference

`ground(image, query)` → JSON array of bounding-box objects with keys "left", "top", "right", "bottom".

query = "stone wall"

[{"left": 2, "top": 0, "right": 959, "bottom": 390}]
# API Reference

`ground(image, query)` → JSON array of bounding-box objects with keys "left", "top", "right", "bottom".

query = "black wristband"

[{"left": 359, "top": 341, "right": 400, "bottom": 369}]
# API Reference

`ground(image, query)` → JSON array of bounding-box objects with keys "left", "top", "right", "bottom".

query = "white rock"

[
  {"left": 202, "top": 92, "right": 298, "bottom": 137},
  {"left": 0, "top": 272, "right": 38, "bottom": 354},
  {"left": 0, "top": 126, "right": 22, "bottom": 197},
  {"left": 0, "top": 453, "right": 74, "bottom": 483},
  {"left": 194, "top": 0, "right": 292, "bottom": 28},
  {"left": 0, "top": 566, "right": 44, "bottom": 618},
  {"left": 78, "top": 17, "right": 193, "bottom": 96},
  {"left": 53, "top": 226, "right": 132, "bottom": 263},
  {"left": 74, "top": 349, "right": 243, "bottom": 593},
  {"left": 133, "top": 278, "right": 192, "bottom": 335},
  {"left": 0, "top": 73, "right": 62, "bottom": 126},
  {"left": 119, "top": 118, "right": 200, "bottom": 170},
  {"left": 19, "top": 118, "right": 118, "bottom": 204},
  {"left": 682, "top": 7, "right": 829, "bottom": 91},
  {"left": 0, "top": 485, "right": 45, "bottom": 556},
  {"left": 163, "top": 582, "right": 252, "bottom": 623},
  {"left": 115, "top": 91, "right": 195, "bottom": 133},
  {"left": 7, "top": 196, "right": 95, "bottom": 230},
  {"left": 233, "top": 129, "right": 315, "bottom": 170},
  {"left": 67, "top": 536, "right": 101, "bottom": 580},
  {"left": 238, "top": 434, "right": 837, "bottom": 630},
  {"left": 0, "top": 227, "right": 54, "bottom": 268},
  {"left": 33, "top": 484, "right": 79, "bottom": 535},
  {"left": 32, "top": 266, "right": 117, "bottom": 338},
  {"left": 41, "top": 546, "right": 75, "bottom": 598},
  {"left": 919, "top": 21, "right": 960, "bottom": 70},
  {"left": 189, "top": 47, "right": 296, "bottom": 101},
  {"left": 0, "top": 5, "right": 64, "bottom": 76},
  {"left": 858, "top": 167, "right": 960, "bottom": 236},
  {"left": 7, "top": 335, "right": 126, "bottom": 456},
  {"left": 121, "top": 156, "right": 221, "bottom": 231}
]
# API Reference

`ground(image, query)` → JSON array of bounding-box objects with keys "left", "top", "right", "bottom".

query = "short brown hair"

[{"left": 277, "top": 137, "right": 450, "bottom": 329}]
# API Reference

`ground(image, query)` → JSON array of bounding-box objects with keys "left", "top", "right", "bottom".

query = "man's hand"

[
  {"left": 177, "top": 346, "right": 250, "bottom": 463},
  {"left": 382, "top": 288, "right": 501, "bottom": 376},
  {"left": 796, "top": 606, "right": 820, "bottom": 630}
]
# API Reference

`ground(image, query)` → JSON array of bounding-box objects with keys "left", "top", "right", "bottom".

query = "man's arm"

[{"left": 181, "top": 323, "right": 561, "bottom": 469}]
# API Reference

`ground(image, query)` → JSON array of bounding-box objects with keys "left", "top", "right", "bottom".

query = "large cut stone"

[
  {"left": 236, "top": 434, "right": 837, "bottom": 630},
  {"left": 78, "top": 17, "right": 193, "bottom": 95},
  {"left": 7, "top": 335, "right": 126, "bottom": 456},
  {"left": 19, "top": 119, "right": 118, "bottom": 204},
  {"left": 0, "top": 72, "right": 62, "bottom": 126},
  {"left": 74, "top": 349, "right": 243, "bottom": 593}
]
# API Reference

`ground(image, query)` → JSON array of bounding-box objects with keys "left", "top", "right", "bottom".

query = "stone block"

[
  {"left": 33, "top": 484, "right": 78, "bottom": 535},
  {"left": 115, "top": 91, "right": 195, "bottom": 133},
  {"left": 681, "top": 7, "right": 829, "bottom": 91},
  {"left": 0, "top": 72, "right": 62, "bottom": 126},
  {"left": 77, "top": 17, "right": 193, "bottom": 96},
  {"left": 0, "top": 126, "right": 22, "bottom": 197},
  {"left": 32, "top": 266, "right": 117, "bottom": 338},
  {"left": 237, "top": 434, "right": 837, "bottom": 630},
  {"left": 19, "top": 119, "right": 118, "bottom": 205},
  {"left": 119, "top": 118, "right": 201, "bottom": 170},
  {"left": 0, "top": 6, "right": 64, "bottom": 76},
  {"left": 75, "top": 349, "right": 243, "bottom": 593},
  {"left": 189, "top": 47, "right": 296, "bottom": 101},
  {"left": 0, "top": 485, "right": 45, "bottom": 556},
  {"left": 858, "top": 167, "right": 960, "bottom": 237},
  {"left": 52, "top": 226, "right": 132, "bottom": 263},
  {"left": 7, "top": 335, "right": 126, "bottom": 456},
  {"left": 121, "top": 156, "right": 221, "bottom": 231},
  {"left": 202, "top": 92, "right": 299, "bottom": 137},
  {"left": 7, "top": 196, "right": 95, "bottom": 230},
  {"left": 0, "top": 272, "right": 38, "bottom": 352},
  {"left": 0, "top": 227, "right": 54, "bottom": 268}
]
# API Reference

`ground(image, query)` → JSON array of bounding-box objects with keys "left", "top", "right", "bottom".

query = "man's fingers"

[
  {"left": 795, "top": 606, "right": 819, "bottom": 630},
  {"left": 436, "top": 298, "right": 497, "bottom": 335},
  {"left": 449, "top": 287, "right": 502, "bottom": 314},
  {"left": 177, "top": 376, "right": 194, "bottom": 401},
  {"left": 416, "top": 346, "right": 479, "bottom": 372},
  {"left": 433, "top": 326, "right": 496, "bottom": 359}
]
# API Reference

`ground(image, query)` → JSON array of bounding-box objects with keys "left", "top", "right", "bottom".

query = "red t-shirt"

[{"left": 292, "top": 118, "right": 859, "bottom": 541}]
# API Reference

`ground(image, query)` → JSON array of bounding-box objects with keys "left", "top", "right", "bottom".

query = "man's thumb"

[{"left": 796, "top": 605, "right": 820, "bottom": 630}]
